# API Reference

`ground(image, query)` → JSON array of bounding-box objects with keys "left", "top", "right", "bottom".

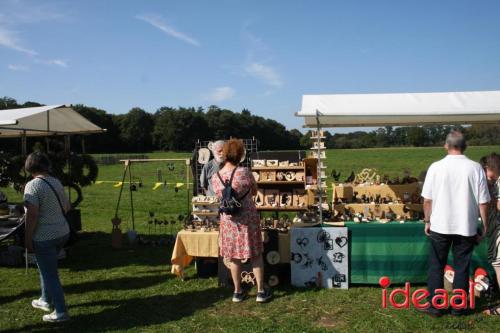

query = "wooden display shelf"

[
  {"left": 257, "top": 181, "right": 305, "bottom": 185},
  {"left": 192, "top": 202, "right": 219, "bottom": 206},
  {"left": 252, "top": 166, "right": 304, "bottom": 170},
  {"left": 256, "top": 206, "right": 308, "bottom": 211},
  {"left": 192, "top": 212, "right": 219, "bottom": 216},
  {"left": 305, "top": 184, "right": 327, "bottom": 190}
]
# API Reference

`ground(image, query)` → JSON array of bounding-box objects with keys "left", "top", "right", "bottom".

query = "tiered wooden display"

[
  {"left": 332, "top": 182, "right": 423, "bottom": 220},
  {"left": 307, "top": 130, "right": 328, "bottom": 206},
  {"left": 192, "top": 196, "right": 220, "bottom": 222},
  {"left": 252, "top": 163, "right": 309, "bottom": 211}
]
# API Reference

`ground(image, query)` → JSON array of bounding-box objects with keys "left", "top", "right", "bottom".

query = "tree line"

[{"left": 1, "top": 96, "right": 498, "bottom": 153}]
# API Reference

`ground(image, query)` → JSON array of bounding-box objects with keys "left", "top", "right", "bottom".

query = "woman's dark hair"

[
  {"left": 223, "top": 139, "right": 245, "bottom": 165},
  {"left": 24, "top": 152, "right": 51, "bottom": 174},
  {"left": 480, "top": 152, "right": 500, "bottom": 175}
]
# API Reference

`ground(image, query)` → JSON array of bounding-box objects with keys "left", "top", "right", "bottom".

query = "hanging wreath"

[
  {"left": 0, "top": 155, "right": 27, "bottom": 191},
  {"left": 49, "top": 153, "right": 98, "bottom": 187},
  {"left": 80, "top": 154, "right": 98, "bottom": 186},
  {"left": 67, "top": 182, "right": 83, "bottom": 208},
  {"left": 0, "top": 151, "right": 98, "bottom": 195}
]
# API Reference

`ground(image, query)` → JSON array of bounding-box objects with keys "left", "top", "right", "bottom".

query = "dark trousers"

[{"left": 427, "top": 231, "right": 475, "bottom": 306}]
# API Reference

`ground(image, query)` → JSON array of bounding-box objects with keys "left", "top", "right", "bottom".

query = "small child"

[{"left": 480, "top": 153, "right": 500, "bottom": 315}]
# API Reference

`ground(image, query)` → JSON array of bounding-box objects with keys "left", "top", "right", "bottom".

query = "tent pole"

[
  {"left": 21, "top": 130, "right": 27, "bottom": 157},
  {"left": 22, "top": 130, "right": 28, "bottom": 274},
  {"left": 129, "top": 161, "right": 135, "bottom": 231},
  {"left": 186, "top": 159, "right": 190, "bottom": 217},
  {"left": 65, "top": 135, "right": 71, "bottom": 203},
  {"left": 81, "top": 136, "right": 86, "bottom": 154},
  {"left": 316, "top": 110, "right": 323, "bottom": 224}
]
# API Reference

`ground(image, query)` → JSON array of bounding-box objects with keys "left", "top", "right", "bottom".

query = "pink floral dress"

[{"left": 211, "top": 167, "right": 263, "bottom": 259}]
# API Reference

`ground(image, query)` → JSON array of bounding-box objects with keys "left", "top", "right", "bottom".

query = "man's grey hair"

[
  {"left": 445, "top": 130, "right": 467, "bottom": 152},
  {"left": 213, "top": 140, "right": 225, "bottom": 151}
]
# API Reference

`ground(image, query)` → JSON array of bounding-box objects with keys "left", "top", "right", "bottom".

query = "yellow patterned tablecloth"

[{"left": 171, "top": 230, "right": 290, "bottom": 278}]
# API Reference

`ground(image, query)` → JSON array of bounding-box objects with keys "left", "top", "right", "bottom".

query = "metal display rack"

[{"left": 193, "top": 137, "right": 258, "bottom": 195}]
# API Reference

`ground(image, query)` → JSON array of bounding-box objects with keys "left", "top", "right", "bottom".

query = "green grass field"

[{"left": 1, "top": 146, "right": 499, "bottom": 332}]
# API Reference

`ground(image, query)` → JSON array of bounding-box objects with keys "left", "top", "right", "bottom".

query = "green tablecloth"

[{"left": 345, "top": 221, "right": 490, "bottom": 285}]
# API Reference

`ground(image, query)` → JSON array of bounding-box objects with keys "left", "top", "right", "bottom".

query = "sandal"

[{"left": 483, "top": 306, "right": 500, "bottom": 315}]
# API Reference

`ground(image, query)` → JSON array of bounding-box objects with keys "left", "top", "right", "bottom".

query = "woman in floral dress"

[{"left": 211, "top": 139, "right": 271, "bottom": 303}]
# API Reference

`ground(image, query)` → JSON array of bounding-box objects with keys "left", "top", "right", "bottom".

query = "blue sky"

[{"left": 1, "top": 0, "right": 500, "bottom": 132}]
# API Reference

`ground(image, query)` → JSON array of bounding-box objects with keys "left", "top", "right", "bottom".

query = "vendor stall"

[
  {"left": 294, "top": 90, "right": 500, "bottom": 285},
  {"left": 0, "top": 105, "right": 104, "bottom": 268}
]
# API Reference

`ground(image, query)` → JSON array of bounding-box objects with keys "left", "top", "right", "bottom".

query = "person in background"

[
  {"left": 211, "top": 139, "right": 272, "bottom": 303},
  {"left": 421, "top": 131, "right": 490, "bottom": 317},
  {"left": 479, "top": 153, "right": 500, "bottom": 315},
  {"left": 200, "top": 140, "right": 225, "bottom": 196},
  {"left": 24, "top": 152, "right": 71, "bottom": 322}
]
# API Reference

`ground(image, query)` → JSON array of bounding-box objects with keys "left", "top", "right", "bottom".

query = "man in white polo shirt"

[{"left": 421, "top": 130, "right": 490, "bottom": 317}]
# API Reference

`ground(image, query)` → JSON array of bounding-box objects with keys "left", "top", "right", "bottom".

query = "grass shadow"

[
  {"left": 0, "top": 272, "right": 171, "bottom": 308},
  {"left": 8, "top": 287, "right": 226, "bottom": 332},
  {"left": 63, "top": 231, "right": 174, "bottom": 272}
]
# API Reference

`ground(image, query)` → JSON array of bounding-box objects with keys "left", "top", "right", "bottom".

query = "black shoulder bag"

[
  {"left": 37, "top": 177, "right": 78, "bottom": 246},
  {"left": 216, "top": 167, "right": 250, "bottom": 216}
]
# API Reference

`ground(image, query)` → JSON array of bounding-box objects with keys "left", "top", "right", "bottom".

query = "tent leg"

[
  {"left": 25, "top": 248, "right": 28, "bottom": 274},
  {"left": 186, "top": 159, "right": 190, "bottom": 217},
  {"left": 21, "top": 131, "right": 27, "bottom": 157},
  {"left": 81, "top": 136, "right": 86, "bottom": 154},
  {"left": 129, "top": 162, "right": 135, "bottom": 231},
  {"left": 65, "top": 136, "right": 71, "bottom": 202}
]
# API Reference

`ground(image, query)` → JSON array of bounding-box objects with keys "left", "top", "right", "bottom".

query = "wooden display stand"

[
  {"left": 331, "top": 180, "right": 423, "bottom": 221},
  {"left": 304, "top": 158, "right": 327, "bottom": 206},
  {"left": 192, "top": 196, "right": 219, "bottom": 223},
  {"left": 333, "top": 203, "right": 423, "bottom": 219},
  {"left": 332, "top": 183, "right": 421, "bottom": 203},
  {"left": 252, "top": 164, "right": 309, "bottom": 211}
]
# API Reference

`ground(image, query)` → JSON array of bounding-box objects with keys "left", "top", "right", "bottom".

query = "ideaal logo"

[{"left": 379, "top": 276, "right": 475, "bottom": 310}]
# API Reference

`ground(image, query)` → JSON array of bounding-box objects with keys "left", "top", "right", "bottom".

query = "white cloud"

[
  {"left": 136, "top": 14, "right": 200, "bottom": 47},
  {"left": 46, "top": 59, "right": 67, "bottom": 68},
  {"left": 245, "top": 62, "right": 282, "bottom": 87},
  {"left": 35, "top": 58, "right": 68, "bottom": 68},
  {"left": 203, "top": 87, "right": 235, "bottom": 102},
  {"left": 7, "top": 64, "right": 29, "bottom": 71},
  {"left": 0, "top": 26, "right": 37, "bottom": 55},
  {"left": 0, "top": 0, "right": 68, "bottom": 25}
]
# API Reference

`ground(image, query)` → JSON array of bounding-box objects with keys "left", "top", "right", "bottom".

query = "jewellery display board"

[{"left": 290, "top": 227, "right": 349, "bottom": 289}]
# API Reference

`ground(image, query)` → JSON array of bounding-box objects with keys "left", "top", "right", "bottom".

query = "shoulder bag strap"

[
  {"left": 216, "top": 171, "right": 226, "bottom": 187},
  {"left": 37, "top": 177, "right": 67, "bottom": 217},
  {"left": 228, "top": 167, "right": 238, "bottom": 185}
]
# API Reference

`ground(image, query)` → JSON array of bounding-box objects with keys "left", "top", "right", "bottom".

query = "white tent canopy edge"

[
  {"left": 0, "top": 104, "right": 104, "bottom": 137},
  {"left": 296, "top": 90, "right": 500, "bottom": 127}
]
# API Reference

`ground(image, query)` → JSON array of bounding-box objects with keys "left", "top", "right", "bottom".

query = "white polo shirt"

[{"left": 421, "top": 154, "right": 490, "bottom": 236}]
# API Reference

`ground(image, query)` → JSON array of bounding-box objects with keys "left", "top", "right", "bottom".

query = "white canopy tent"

[
  {"left": 0, "top": 105, "right": 104, "bottom": 273},
  {"left": 295, "top": 90, "right": 500, "bottom": 223},
  {"left": 0, "top": 104, "right": 104, "bottom": 138},
  {"left": 296, "top": 90, "right": 500, "bottom": 127}
]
